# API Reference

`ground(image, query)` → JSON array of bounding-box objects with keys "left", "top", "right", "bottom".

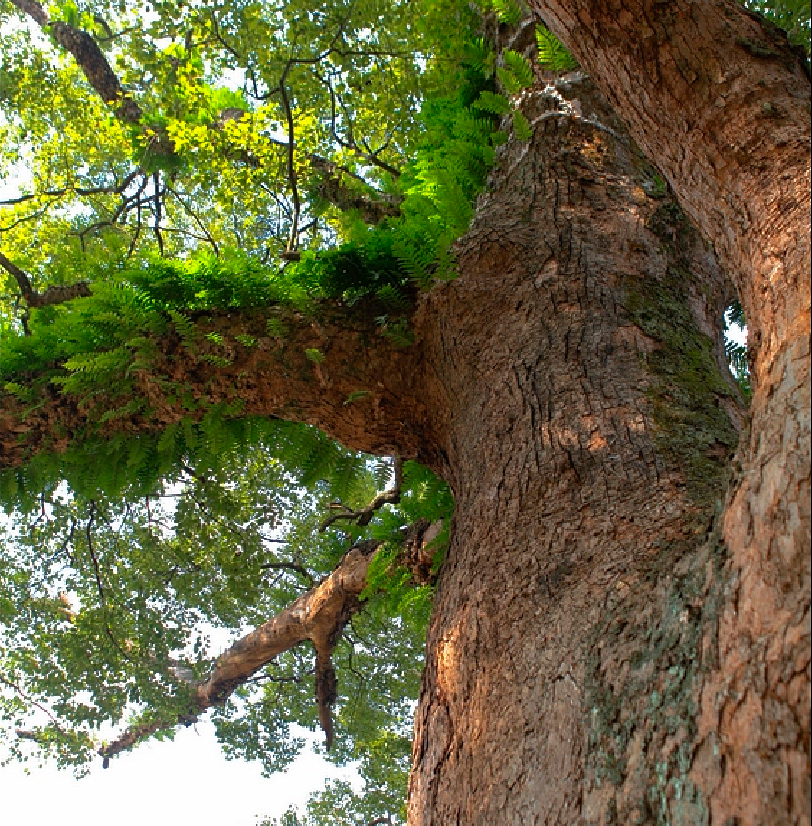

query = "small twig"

[
  {"left": 258, "top": 560, "right": 315, "bottom": 588},
  {"left": 320, "top": 457, "right": 403, "bottom": 531},
  {"left": 0, "top": 673, "right": 68, "bottom": 739},
  {"left": 84, "top": 502, "right": 132, "bottom": 662},
  {"left": 153, "top": 172, "right": 164, "bottom": 256},
  {"left": 277, "top": 62, "right": 301, "bottom": 254}
]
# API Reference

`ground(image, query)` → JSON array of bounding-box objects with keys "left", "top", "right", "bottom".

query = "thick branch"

[
  {"left": 530, "top": 0, "right": 810, "bottom": 357},
  {"left": 10, "top": 0, "right": 141, "bottom": 123},
  {"left": 0, "top": 251, "right": 91, "bottom": 308},
  {"left": 310, "top": 156, "right": 403, "bottom": 223},
  {"left": 98, "top": 520, "right": 441, "bottom": 762},
  {"left": 1, "top": 298, "right": 432, "bottom": 467}
]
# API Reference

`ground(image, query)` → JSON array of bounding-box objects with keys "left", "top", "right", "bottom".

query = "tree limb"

[
  {"left": 1, "top": 298, "right": 428, "bottom": 467},
  {"left": 309, "top": 156, "right": 403, "bottom": 224},
  {"left": 0, "top": 250, "right": 91, "bottom": 308},
  {"left": 98, "top": 519, "right": 441, "bottom": 763},
  {"left": 10, "top": 0, "right": 142, "bottom": 122}
]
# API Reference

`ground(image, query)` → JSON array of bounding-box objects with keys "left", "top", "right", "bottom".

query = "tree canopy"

[{"left": 0, "top": 0, "right": 809, "bottom": 822}]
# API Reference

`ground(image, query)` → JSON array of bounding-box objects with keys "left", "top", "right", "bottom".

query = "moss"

[
  {"left": 584, "top": 533, "right": 730, "bottom": 826},
  {"left": 621, "top": 270, "right": 739, "bottom": 506}
]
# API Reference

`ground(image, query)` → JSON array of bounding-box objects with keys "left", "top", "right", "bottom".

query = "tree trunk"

[
  {"left": 1, "top": 6, "right": 807, "bottom": 820},
  {"left": 406, "top": 76, "right": 777, "bottom": 824},
  {"left": 523, "top": 4, "right": 811, "bottom": 823}
]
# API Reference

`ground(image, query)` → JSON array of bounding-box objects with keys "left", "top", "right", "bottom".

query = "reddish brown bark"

[
  {"left": 524, "top": 3, "right": 811, "bottom": 823},
  {"left": 2, "top": 5, "right": 808, "bottom": 823},
  {"left": 399, "top": 72, "right": 755, "bottom": 824}
]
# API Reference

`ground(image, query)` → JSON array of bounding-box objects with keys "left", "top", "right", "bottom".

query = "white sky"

[{"left": 0, "top": 720, "right": 355, "bottom": 825}]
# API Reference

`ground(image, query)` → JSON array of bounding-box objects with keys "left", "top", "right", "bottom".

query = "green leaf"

[
  {"left": 512, "top": 110, "right": 532, "bottom": 141},
  {"left": 472, "top": 90, "right": 511, "bottom": 115},
  {"left": 305, "top": 348, "right": 326, "bottom": 364},
  {"left": 536, "top": 27, "right": 579, "bottom": 71}
]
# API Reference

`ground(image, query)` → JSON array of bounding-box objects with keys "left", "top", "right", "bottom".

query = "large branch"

[
  {"left": 10, "top": 0, "right": 142, "bottom": 123},
  {"left": 98, "top": 519, "right": 442, "bottom": 763},
  {"left": 10, "top": 2, "right": 402, "bottom": 222},
  {"left": 1, "top": 298, "right": 432, "bottom": 467},
  {"left": 530, "top": 1, "right": 810, "bottom": 313}
]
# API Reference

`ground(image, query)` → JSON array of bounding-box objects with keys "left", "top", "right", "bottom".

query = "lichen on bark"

[{"left": 620, "top": 269, "right": 742, "bottom": 506}]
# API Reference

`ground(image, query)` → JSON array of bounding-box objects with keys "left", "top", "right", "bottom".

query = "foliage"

[
  {"left": 724, "top": 300, "right": 751, "bottom": 399},
  {"left": 535, "top": 26, "right": 579, "bottom": 72},
  {"left": 745, "top": 0, "right": 811, "bottom": 51},
  {"left": 0, "top": 0, "right": 470, "bottom": 819},
  {"left": 0, "top": 0, "right": 802, "bottom": 821}
]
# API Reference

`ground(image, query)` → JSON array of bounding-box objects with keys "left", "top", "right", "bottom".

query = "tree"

[{"left": 0, "top": 0, "right": 808, "bottom": 824}]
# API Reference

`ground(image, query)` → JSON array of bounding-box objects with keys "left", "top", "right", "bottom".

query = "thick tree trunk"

[
  {"left": 522, "top": 4, "right": 811, "bottom": 823},
  {"left": 406, "top": 77, "right": 769, "bottom": 824},
  {"left": 1, "top": 6, "right": 807, "bottom": 820}
]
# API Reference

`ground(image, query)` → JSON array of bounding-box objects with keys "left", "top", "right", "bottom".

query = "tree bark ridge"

[{"left": 526, "top": 3, "right": 811, "bottom": 821}]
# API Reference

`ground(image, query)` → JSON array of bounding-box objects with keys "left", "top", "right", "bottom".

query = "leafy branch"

[
  {"left": 320, "top": 458, "right": 403, "bottom": 531},
  {"left": 97, "top": 518, "right": 440, "bottom": 763}
]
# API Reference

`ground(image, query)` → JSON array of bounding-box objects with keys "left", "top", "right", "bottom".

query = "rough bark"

[
  {"left": 1, "top": 298, "right": 431, "bottom": 466},
  {"left": 524, "top": 3, "right": 811, "bottom": 822},
  {"left": 400, "top": 74, "right": 756, "bottom": 824},
  {"left": 2, "top": 5, "right": 808, "bottom": 823}
]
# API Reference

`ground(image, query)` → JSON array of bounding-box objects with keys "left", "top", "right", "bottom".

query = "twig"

[
  {"left": 320, "top": 457, "right": 402, "bottom": 531},
  {"left": 258, "top": 560, "right": 315, "bottom": 588},
  {"left": 0, "top": 673, "right": 68, "bottom": 739}
]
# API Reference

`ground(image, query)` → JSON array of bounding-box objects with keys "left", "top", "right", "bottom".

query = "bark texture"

[
  {"left": 2, "top": 4, "right": 808, "bottom": 822},
  {"left": 525, "top": 3, "right": 811, "bottom": 822},
  {"left": 1, "top": 298, "right": 430, "bottom": 466},
  {"left": 406, "top": 76, "right": 749, "bottom": 825}
]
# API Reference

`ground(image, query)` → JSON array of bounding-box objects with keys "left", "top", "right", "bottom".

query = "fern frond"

[
  {"left": 503, "top": 50, "right": 535, "bottom": 88},
  {"left": 512, "top": 110, "right": 532, "bottom": 140},
  {"left": 536, "top": 26, "right": 578, "bottom": 71},
  {"left": 471, "top": 90, "right": 511, "bottom": 116},
  {"left": 492, "top": 0, "right": 523, "bottom": 25}
]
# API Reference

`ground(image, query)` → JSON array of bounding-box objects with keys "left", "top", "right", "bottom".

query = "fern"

[
  {"left": 167, "top": 308, "right": 201, "bottom": 350},
  {"left": 503, "top": 50, "right": 535, "bottom": 88},
  {"left": 379, "top": 318, "right": 415, "bottom": 348},
  {"left": 376, "top": 284, "right": 410, "bottom": 312},
  {"left": 498, "top": 49, "right": 535, "bottom": 97},
  {"left": 512, "top": 110, "right": 532, "bottom": 140},
  {"left": 99, "top": 397, "right": 148, "bottom": 424},
  {"left": 536, "top": 26, "right": 579, "bottom": 71},
  {"left": 471, "top": 90, "right": 511, "bottom": 115},
  {"left": 491, "top": 0, "right": 524, "bottom": 25},
  {"left": 464, "top": 37, "right": 494, "bottom": 75}
]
